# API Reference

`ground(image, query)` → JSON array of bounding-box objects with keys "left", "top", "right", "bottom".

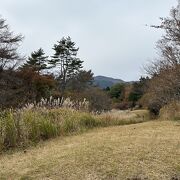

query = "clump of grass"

[
  {"left": 0, "top": 108, "right": 149, "bottom": 152},
  {"left": 2, "top": 111, "right": 18, "bottom": 149},
  {"left": 97, "top": 109, "right": 150, "bottom": 127},
  {"left": 79, "top": 114, "right": 100, "bottom": 128}
]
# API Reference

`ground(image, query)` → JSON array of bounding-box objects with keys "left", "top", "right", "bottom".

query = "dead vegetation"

[
  {"left": 0, "top": 120, "right": 179, "bottom": 180},
  {"left": 0, "top": 108, "right": 149, "bottom": 152}
]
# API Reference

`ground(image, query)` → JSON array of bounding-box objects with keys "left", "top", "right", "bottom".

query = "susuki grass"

[
  {"left": 0, "top": 108, "right": 149, "bottom": 152},
  {"left": 98, "top": 109, "right": 150, "bottom": 126}
]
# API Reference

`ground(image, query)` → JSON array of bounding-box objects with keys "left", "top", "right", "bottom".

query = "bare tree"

[{"left": 143, "top": 2, "right": 180, "bottom": 113}]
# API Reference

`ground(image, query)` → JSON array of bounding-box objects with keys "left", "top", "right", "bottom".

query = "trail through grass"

[{"left": 0, "top": 120, "right": 179, "bottom": 180}]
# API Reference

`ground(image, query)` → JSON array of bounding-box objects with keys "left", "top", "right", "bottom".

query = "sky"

[{"left": 0, "top": 0, "right": 178, "bottom": 81}]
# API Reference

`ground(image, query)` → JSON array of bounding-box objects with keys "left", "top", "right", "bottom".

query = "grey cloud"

[{"left": 0, "top": 0, "right": 178, "bottom": 80}]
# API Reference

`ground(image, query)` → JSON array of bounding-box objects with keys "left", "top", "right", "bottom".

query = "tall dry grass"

[
  {"left": 97, "top": 109, "right": 150, "bottom": 126},
  {"left": 0, "top": 108, "right": 149, "bottom": 152}
]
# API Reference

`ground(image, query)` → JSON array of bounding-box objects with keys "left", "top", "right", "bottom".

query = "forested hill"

[{"left": 93, "top": 76, "right": 125, "bottom": 89}]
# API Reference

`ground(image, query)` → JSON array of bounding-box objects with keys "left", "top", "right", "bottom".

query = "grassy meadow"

[
  {"left": 0, "top": 120, "right": 179, "bottom": 180},
  {"left": 0, "top": 108, "right": 179, "bottom": 180},
  {"left": 0, "top": 1, "right": 180, "bottom": 179}
]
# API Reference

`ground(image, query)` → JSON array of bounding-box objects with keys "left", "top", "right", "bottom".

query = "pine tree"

[
  {"left": 49, "top": 37, "right": 83, "bottom": 104},
  {"left": 0, "top": 17, "right": 23, "bottom": 71},
  {"left": 22, "top": 48, "right": 48, "bottom": 73}
]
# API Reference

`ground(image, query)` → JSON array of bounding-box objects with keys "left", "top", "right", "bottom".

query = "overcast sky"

[{"left": 0, "top": 0, "right": 178, "bottom": 81}]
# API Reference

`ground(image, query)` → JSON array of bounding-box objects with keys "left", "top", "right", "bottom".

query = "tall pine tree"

[{"left": 49, "top": 37, "right": 83, "bottom": 104}]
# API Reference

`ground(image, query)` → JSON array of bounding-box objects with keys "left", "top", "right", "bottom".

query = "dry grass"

[
  {"left": 0, "top": 120, "right": 179, "bottom": 180},
  {"left": 97, "top": 109, "right": 150, "bottom": 127},
  {"left": 100, "top": 109, "right": 150, "bottom": 121},
  {"left": 0, "top": 108, "right": 149, "bottom": 151}
]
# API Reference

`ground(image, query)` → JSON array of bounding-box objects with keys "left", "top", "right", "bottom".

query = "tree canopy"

[
  {"left": 21, "top": 48, "right": 48, "bottom": 73},
  {"left": 0, "top": 17, "right": 23, "bottom": 71}
]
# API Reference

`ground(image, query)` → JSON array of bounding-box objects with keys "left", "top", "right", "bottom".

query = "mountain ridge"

[{"left": 93, "top": 75, "right": 125, "bottom": 89}]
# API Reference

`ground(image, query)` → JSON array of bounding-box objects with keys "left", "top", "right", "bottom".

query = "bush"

[
  {"left": 160, "top": 102, "right": 180, "bottom": 121},
  {"left": 139, "top": 93, "right": 161, "bottom": 117},
  {"left": 112, "top": 102, "right": 132, "bottom": 110},
  {"left": 85, "top": 87, "right": 111, "bottom": 112},
  {"left": 148, "top": 102, "right": 161, "bottom": 117}
]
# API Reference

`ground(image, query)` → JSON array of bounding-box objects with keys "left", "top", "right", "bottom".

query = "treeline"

[
  {"left": 0, "top": 16, "right": 147, "bottom": 112},
  {"left": 108, "top": 3, "right": 180, "bottom": 116},
  {"left": 141, "top": 5, "right": 180, "bottom": 115},
  {"left": 103, "top": 77, "right": 149, "bottom": 110},
  {"left": 101, "top": 3, "right": 180, "bottom": 116},
  {"left": 0, "top": 17, "right": 111, "bottom": 111},
  {"left": 0, "top": 1, "right": 179, "bottom": 116}
]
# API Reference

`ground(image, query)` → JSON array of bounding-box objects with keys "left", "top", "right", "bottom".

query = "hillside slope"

[
  {"left": 0, "top": 121, "right": 180, "bottom": 180},
  {"left": 93, "top": 76, "right": 125, "bottom": 89}
]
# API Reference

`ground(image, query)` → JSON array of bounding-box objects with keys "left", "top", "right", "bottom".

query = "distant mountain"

[{"left": 93, "top": 76, "right": 125, "bottom": 89}]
